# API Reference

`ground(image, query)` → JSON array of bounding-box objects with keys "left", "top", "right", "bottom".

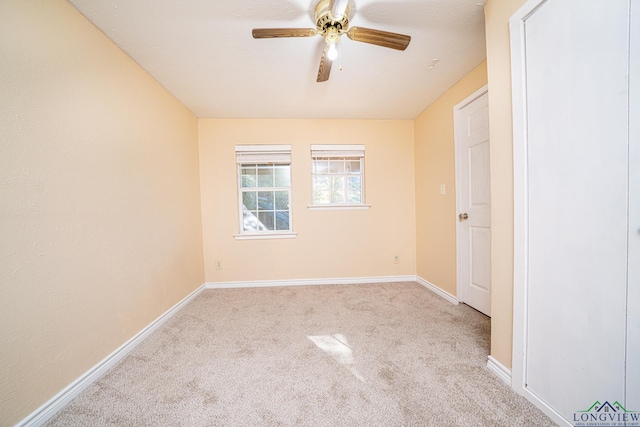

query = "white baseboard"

[
  {"left": 205, "top": 275, "right": 417, "bottom": 289},
  {"left": 16, "top": 284, "right": 206, "bottom": 427},
  {"left": 519, "top": 388, "right": 573, "bottom": 427},
  {"left": 415, "top": 276, "right": 459, "bottom": 305},
  {"left": 208, "top": 276, "right": 460, "bottom": 308},
  {"left": 487, "top": 355, "right": 512, "bottom": 386}
]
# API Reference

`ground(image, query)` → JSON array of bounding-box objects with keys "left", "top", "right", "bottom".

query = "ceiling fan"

[{"left": 252, "top": 0, "right": 411, "bottom": 82}]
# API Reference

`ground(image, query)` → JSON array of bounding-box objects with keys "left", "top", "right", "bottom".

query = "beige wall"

[
  {"left": 199, "top": 119, "right": 416, "bottom": 283},
  {"left": 484, "top": 0, "right": 527, "bottom": 368},
  {"left": 0, "top": 1, "right": 204, "bottom": 424},
  {"left": 0, "top": 0, "right": 520, "bottom": 423},
  {"left": 414, "top": 61, "right": 488, "bottom": 296}
]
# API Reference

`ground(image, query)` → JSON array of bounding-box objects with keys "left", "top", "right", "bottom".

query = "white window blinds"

[
  {"left": 236, "top": 145, "right": 291, "bottom": 164},
  {"left": 310, "top": 144, "right": 365, "bottom": 158}
]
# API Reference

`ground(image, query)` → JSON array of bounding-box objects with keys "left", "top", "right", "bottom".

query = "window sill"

[
  {"left": 308, "top": 204, "right": 371, "bottom": 211},
  {"left": 234, "top": 231, "right": 298, "bottom": 240}
]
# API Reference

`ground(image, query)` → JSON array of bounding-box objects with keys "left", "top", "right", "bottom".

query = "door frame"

[{"left": 453, "top": 84, "right": 489, "bottom": 308}]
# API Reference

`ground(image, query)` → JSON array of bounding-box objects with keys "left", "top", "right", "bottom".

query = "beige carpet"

[{"left": 46, "top": 282, "right": 555, "bottom": 426}]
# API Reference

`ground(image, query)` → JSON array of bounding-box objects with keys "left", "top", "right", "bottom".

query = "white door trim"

[
  {"left": 627, "top": 0, "right": 640, "bottom": 407},
  {"left": 510, "top": 0, "right": 537, "bottom": 400},
  {"left": 454, "top": 84, "right": 488, "bottom": 307},
  {"left": 510, "top": 1, "right": 575, "bottom": 426}
]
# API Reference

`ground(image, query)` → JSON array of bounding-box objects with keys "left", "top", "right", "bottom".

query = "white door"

[
  {"left": 510, "top": 0, "right": 634, "bottom": 425},
  {"left": 455, "top": 89, "right": 491, "bottom": 316}
]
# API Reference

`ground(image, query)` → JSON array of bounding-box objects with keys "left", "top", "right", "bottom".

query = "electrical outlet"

[
  {"left": 440, "top": 184, "right": 446, "bottom": 195},
  {"left": 215, "top": 260, "right": 223, "bottom": 270},
  {"left": 393, "top": 256, "right": 399, "bottom": 264}
]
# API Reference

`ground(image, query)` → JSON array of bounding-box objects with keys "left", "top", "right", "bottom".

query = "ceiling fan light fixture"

[
  {"left": 327, "top": 43, "right": 338, "bottom": 61},
  {"left": 324, "top": 26, "right": 340, "bottom": 61}
]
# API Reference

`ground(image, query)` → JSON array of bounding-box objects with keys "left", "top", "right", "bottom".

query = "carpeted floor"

[{"left": 46, "top": 282, "right": 555, "bottom": 426}]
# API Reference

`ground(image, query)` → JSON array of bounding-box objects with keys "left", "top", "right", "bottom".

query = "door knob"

[{"left": 459, "top": 213, "right": 468, "bottom": 220}]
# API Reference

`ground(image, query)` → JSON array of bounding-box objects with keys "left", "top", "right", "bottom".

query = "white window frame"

[
  {"left": 234, "top": 145, "right": 296, "bottom": 240},
  {"left": 309, "top": 144, "right": 370, "bottom": 211}
]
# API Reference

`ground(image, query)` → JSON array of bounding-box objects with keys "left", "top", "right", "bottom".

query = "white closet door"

[{"left": 521, "top": 0, "right": 630, "bottom": 422}]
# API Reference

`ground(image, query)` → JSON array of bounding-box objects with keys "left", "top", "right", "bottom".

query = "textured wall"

[
  {"left": 414, "top": 61, "right": 488, "bottom": 296},
  {"left": 198, "top": 119, "right": 416, "bottom": 283},
  {"left": 0, "top": 1, "right": 204, "bottom": 424},
  {"left": 484, "top": 0, "right": 528, "bottom": 369}
]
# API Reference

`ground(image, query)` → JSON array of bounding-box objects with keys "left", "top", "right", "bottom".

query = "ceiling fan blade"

[
  {"left": 252, "top": 28, "right": 318, "bottom": 39},
  {"left": 329, "top": 0, "right": 349, "bottom": 20},
  {"left": 346, "top": 27, "right": 411, "bottom": 51},
  {"left": 317, "top": 45, "right": 333, "bottom": 83}
]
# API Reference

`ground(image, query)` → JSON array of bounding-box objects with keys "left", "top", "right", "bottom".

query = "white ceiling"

[{"left": 67, "top": 0, "right": 487, "bottom": 119}]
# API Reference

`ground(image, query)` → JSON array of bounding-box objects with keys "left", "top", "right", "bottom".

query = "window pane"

[
  {"left": 347, "top": 176, "right": 362, "bottom": 203},
  {"left": 242, "top": 191, "right": 257, "bottom": 210},
  {"left": 313, "top": 191, "right": 330, "bottom": 205},
  {"left": 241, "top": 166, "right": 257, "bottom": 188},
  {"left": 275, "top": 211, "right": 290, "bottom": 231},
  {"left": 329, "top": 160, "right": 345, "bottom": 174},
  {"left": 275, "top": 191, "right": 289, "bottom": 210},
  {"left": 346, "top": 160, "right": 361, "bottom": 174},
  {"left": 258, "top": 191, "right": 274, "bottom": 210},
  {"left": 258, "top": 211, "right": 275, "bottom": 230},
  {"left": 257, "top": 166, "right": 274, "bottom": 187},
  {"left": 313, "top": 176, "right": 330, "bottom": 204},
  {"left": 314, "top": 159, "right": 329, "bottom": 175},
  {"left": 243, "top": 210, "right": 263, "bottom": 232},
  {"left": 275, "top": 166, "right": 290, "bottom": 187},
  {"left": 330, "top": 176, "right": 345, "bottom": 203},
  {"left": 313, "top": 176, "right": 330, "bottom": 191}
]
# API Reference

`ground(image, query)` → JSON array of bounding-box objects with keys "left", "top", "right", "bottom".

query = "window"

[
  {"left": 310, "top": 144, "right": 369, "bottom": 210},
  {"left": 235, "top": 145, "right": 296, "bottom": 240}
]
